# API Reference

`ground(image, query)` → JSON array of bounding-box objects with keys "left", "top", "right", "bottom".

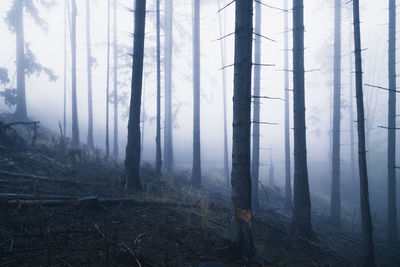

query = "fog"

[{"left": 0, "top": 0, "right": 396, "bottom": 222}]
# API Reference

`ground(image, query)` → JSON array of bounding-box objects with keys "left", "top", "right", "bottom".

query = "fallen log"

[
  {"left": 0, "top": 170, "right": 89, "bottom": 186},
  {"left": 0, "top": 193, "right": 77, "bottom": 200},
  {"left": 5, "top": 196, "right": 198, "bottom": 209}
]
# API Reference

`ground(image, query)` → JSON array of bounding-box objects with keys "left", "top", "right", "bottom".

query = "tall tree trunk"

[
  {"left": 64, "top": 0, "right": 67, "bottom": 135},
  {"left": 125, "top": 0, "right": 146, "bottom": 193},
  {"left": 352, "top": 0, "right": 376, "bottom": 265},
  {"left": 292, "top": 0, "right": 313, "bottom": 238},
  {"left": 283, "top": 0, "right": 292, "bottom": 213},
  {"left": 230, "top": 0, "right": 254, "bottom": 259},
  {"left": 155, "top": 0, "right": 162, "bottom": 176},
  {"left": 86, "top": 0, "right": 94, "bottom": 147},
  {"left": 164, "top": 0, "right": 174, "bottom": 172},
  {"left": 105, "top": 0, "right": 111, "bottom": 158},
  {"left": 387, "top": 0, "right": 398, "bottom": 248},
  {"left": 251, "top": 0, "right": 261, "bottom": 210},
  {"left": 330, "top": 0, "right": 342, "bottom": 226},
  {"left": 15, "top": 0, "right": 27, "bottom": 121},
  {"left": 191, "top": 0, "right": 201, "bottom": 187},
  {"left": 113, "top": 0, "right": 119, "bottom": 158},
  {"left": 71, "top": 0, "right": 80, "bottom": 149},
  {"left": 349, "top": 22, "right": 356, "bottom": 204},
  {"left": 141, "top": 81, "right": 145, "bottom": 158},
  {"left": 217, "top": 0, "right": 230, "bottom": 187}
]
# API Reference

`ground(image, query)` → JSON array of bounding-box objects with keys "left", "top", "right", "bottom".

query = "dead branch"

[
  {"left": 0, "top": 170, "right": 89, "bottom": 186},
  {"left": 0, "top": 193, "right": 77, "bottom": 200},
  {"left": 5, "top": 196, "right": 198, "bottom": 209}
]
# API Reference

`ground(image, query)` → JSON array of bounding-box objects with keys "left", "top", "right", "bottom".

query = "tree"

[
  {"left": 64, "top": 0, "right": 68, "bottom": 136},
  {"left": 283, "top": 0, "right": 292, "bottom": 213},
  {"left": 387, "top": 0, "right": 398, "bottom": 248},
  {"left": 330, "top": 0, "right": 342, "bottom": 226},
  {"left": 113, "top": 0, "right": 119, "bottom": 158},
  {"left": 155, "top": 0, "right": 162, "bottom": 176},
  {"left": 86, "top": 0, "right": 94, "bottom": 147},
  {"left": 348, "top": 19, "right": 356, "bottom": 205},
  {"left": 164, "top": 0, "right": 174, "bottom": 172},
  {"left": 251, "top": 0, "right": 261, "bottom": 210},
  {"left": 191, "top": 0, "right": 201, "bottom": 187},
  {"left": 230, "top": 0, "right": 254, "bottom": 259},
  {"left": 105, "top": 0, "right": 111, "bottom": 158},
  {"left": 125, "top": 0, "right": 146, "bottom": 193},
  {"left": 70, "top": 0, "right": 80, "bottom": 149},
  {"left": 291, "top": 0, "right": 313, "bottom": 238},
  {"left": 217, "top": 0, "right": 230, "bottom": 187},
  {"left": 352, "top": 0, "right": 376, "bottom": 265},
  {"left": 5, "top": 0, "right": 55, "bottom": 121},
  {"left": 10, "top": 0, "right": 26, "bottom": 120}
]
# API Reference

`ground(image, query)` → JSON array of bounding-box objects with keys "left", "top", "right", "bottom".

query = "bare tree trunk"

[
  {"left": 125, "top": 0, "right": 146, "bottom": 194},
  {"left": 251, "top": 0, "right": 261, "bottom": 210},
  {"left": 291, "top": 0, "right": 313, "bottom": 238},
  {"left": 283, "top": 0, "right": 292, "bottom": 213},
  {"left": 71, "top": 0, "right": 80, "bottom": 149},
  {"left": 105, "top": 0, "right": 111, "bottom": 158},
  {"left": 352, "top": 0, "right": 376, "bottom": 265},
  {"left": 349, "top": 21, "right": 356, "bottom": 204},
  {"left": 15, "top": 0, "right": 27, "bottom": 121},
  {"left": 141, "top": 81, "right": 145, "bottom": 159},
  {"left": 164, "top": 0, "right": 174, "bottom": 172},
  {"left": 155, "top": 0, "right": 162, "bottom": 176},
  {"left": 217, "top": 0, "right": 230, "bottom": 187},
  {"left": 230, "top": 0, "right": 254, "bottom": 259},
  {"left": 330, "top": 0, "right": 342, "bottom": 226},
  {"left": 387, "top": 0, "right": 398, "bottom": 248},
  {"left": 86, "top": 0, "right": 94, "bottom": 147},
  {"left": 64, "top": 0, "right": 67, "bottom": 135},
  {"left": 191, "top": 0, "right": 201, "bottom": 187},
  {"left": 113, "top": 0, "right": 119, "bottom": 158}
]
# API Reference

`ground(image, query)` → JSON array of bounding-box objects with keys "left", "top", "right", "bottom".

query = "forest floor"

[{"left": 0, "top": 121, "right": 399, "bottom": 266}]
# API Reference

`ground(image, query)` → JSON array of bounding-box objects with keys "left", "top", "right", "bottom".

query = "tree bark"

[
  {"left": 352, "top": 0, "right": 376, "bottom": 265},
  {"left": 64, "top": 0, "right": 67, "bottom": 135},
  {"left": 230, "top": 0, "right": 254, "bottom": 259},
  {"left": 15, "top": 0, "right": 27, "bottom": 121},
  {"left": 113, "top": 0, "right": 119, "bottom": 158},
  {"left": 155, "top": 0, "right": 162, "bottom": 176},
  {"left": 330, "top": 0, "right": 342, "bottom": 226},
  {"left": 164, "top": 0, "right": 174, "bottom": 172},
  {"left": 191, "top": 0, "right": 201, "bottom": 187},
  {"left": 283, "top": 0, "right": 292, "bottom": 213},
  {"left": 217, "top": 0, "right": 230, "bottom": 187},
  {"left": 86, "top": 0, "right": 94, "bottom": 148},
  {"left": 291, "top": 0, "right": 313, "bottom": 238},
  {"left": 251, "top": 0, "right": 261, "bottom": 210},
  {"left": 387, "top": 0, "right": 398, "bottom": 248},
  {"left": 71, "top": 0, "right": 80, "bottom": 149},
  {"left": 105, "top": 0, "right": 111, "bottom": 158},
  {"left": 125, "top": 0, "right": 146, "bottom": 194},
  {"left": 349, "top": 19, "right": 356, "bottom": 206}
]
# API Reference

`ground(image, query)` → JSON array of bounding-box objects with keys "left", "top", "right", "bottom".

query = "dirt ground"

[{"left": 0, "top": 124, "right": 399, "bottom": 266}]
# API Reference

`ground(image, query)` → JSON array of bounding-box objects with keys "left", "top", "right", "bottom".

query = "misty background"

[{"left": 0, "top": 0, "right": 395, "bottom": 221}]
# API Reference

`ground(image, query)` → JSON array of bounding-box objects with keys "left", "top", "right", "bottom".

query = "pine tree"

[
  {"left": 125, "top": 0, "right": 146, "bottom": 193},
  {"left": 330, "top": 0, "right": 342, "bottom": 226},
  {"left": 230, "top": 0, "right": 254, "bottom": 259},
  {"left": 251, "top": 0, "right": 261, "bottom": 210},
  {"left": 291, "top": 0, "right": 313, "bottom": 238},
  {"left": 191, "top": 0, "right": 201, "bottom": 187},
  {"left": 86, "top": 0, "right": 94, "bottom": 147},
  {"left": 352, "top": 0, "right": 376, "bottom": 265}
]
